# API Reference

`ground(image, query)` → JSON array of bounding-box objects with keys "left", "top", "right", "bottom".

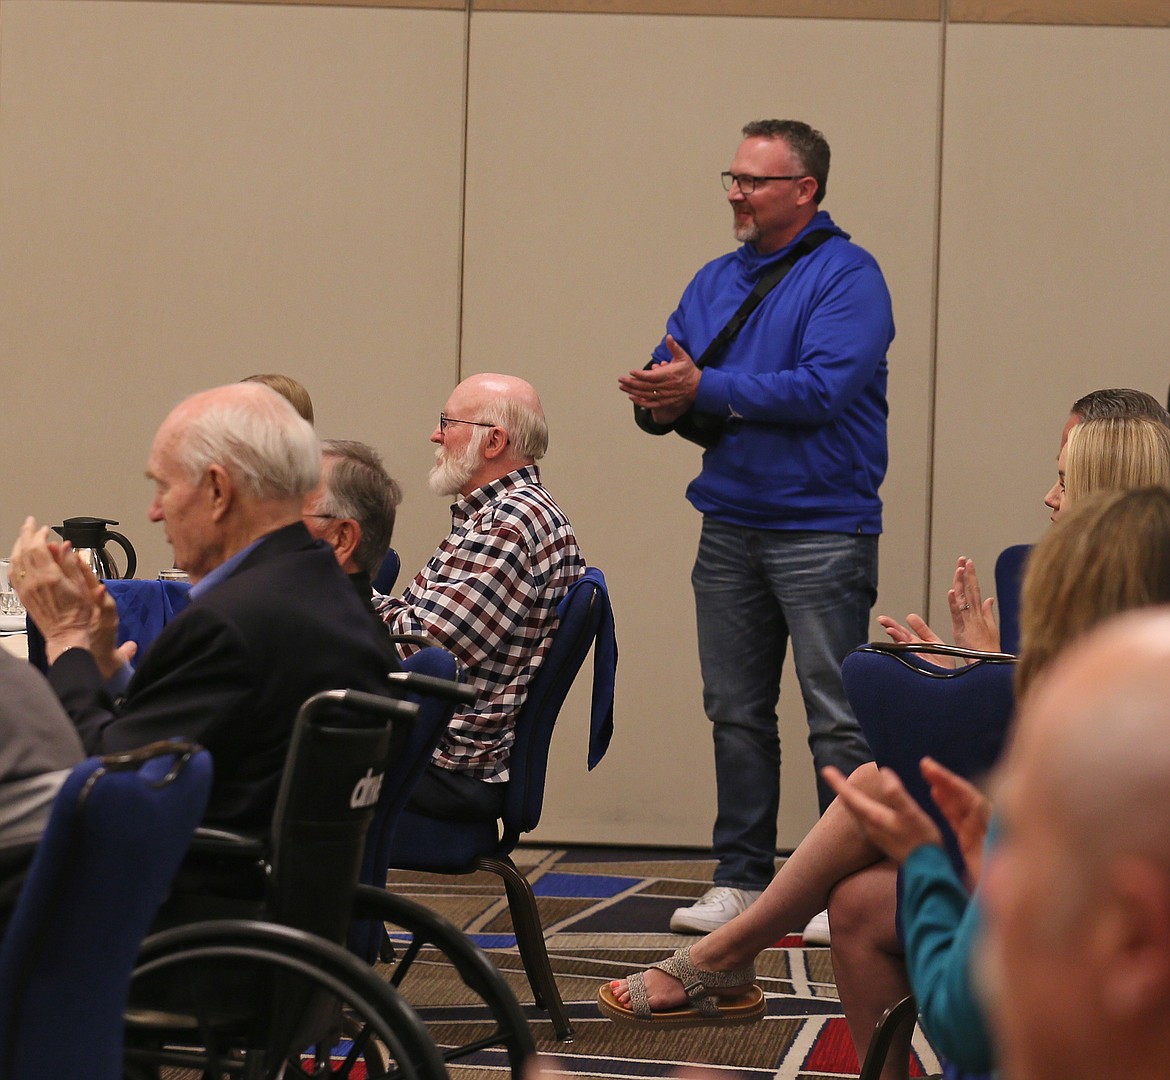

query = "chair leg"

[
  {"left": 857, "top": 994, "right": 919, "bottom": 1080},
  {"left": 478, "top": 854, "right": 574, "bottom": 1042}
]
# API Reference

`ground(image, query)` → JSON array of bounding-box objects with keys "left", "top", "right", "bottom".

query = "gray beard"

[{"left": 734, "top": 220, "right": 760, "bottom": 245}]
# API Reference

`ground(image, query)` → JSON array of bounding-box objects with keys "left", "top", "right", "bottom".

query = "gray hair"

[
  {"left": 174, "top": 386, "right": 321, "bottom": 500},
  {"left": 741, "top": 119, "right": 830, "bottom": 205},
  {"left": 319, "top": 439, "right": 403, "bottom": 576},
  {"left": 477, "top": 397, "right": 548, "bottom": 461},
  {"left": 1071, "top": 388, "right": 1170, "bottom": 427}
]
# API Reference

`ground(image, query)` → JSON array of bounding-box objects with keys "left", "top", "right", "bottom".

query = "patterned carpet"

[{"left": 382, "top": 846, "right": 942, "bottom": 1080}]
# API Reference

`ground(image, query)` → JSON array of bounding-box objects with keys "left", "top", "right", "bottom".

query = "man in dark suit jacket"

[{"left": 9, "top": 382, "right": 396, "bottom": 832}]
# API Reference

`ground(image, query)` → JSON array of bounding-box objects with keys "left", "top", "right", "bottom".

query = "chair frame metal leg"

[
  {"left": 857, "top": 993, "right": 919, "bottom": 1080},
  {"left": 478, "top": 854, "right": 574, "bottom": 1042}
]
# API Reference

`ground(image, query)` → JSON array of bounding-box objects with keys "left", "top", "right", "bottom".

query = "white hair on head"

[
  {"left": 477, "top": 395, "right": 548, "bottom": 460},
  {"left": 174, "top": 384, "right": 321, "bottom": 500}
]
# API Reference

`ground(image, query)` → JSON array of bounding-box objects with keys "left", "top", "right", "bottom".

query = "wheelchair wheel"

[
  {"left": 124, "top": 919, "right": 446, "bottom": 1080},
  {"left": 352, "top": 885, "right": 536, "bottom": 1079}
]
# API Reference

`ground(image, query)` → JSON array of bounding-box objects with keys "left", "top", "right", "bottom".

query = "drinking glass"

[{"left": 0, "top": 558, "right": 26, "bottom": 616}]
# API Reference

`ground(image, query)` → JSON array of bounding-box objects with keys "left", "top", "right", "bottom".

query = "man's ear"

[
  {"left": 480, "top": 425, "right": 510, "bottom": 461},
  {"left": 1096, "top": 856, "right": 1170, "bottom": 1020},
  {"left": 206, "top": 464, "right": 234, "bottom": 522},
  {"left": 796, "top": 176, "right": 819, "bottom": 207},
  {"left": 333, "top": 518, "right": 361, "bottom": 568}
]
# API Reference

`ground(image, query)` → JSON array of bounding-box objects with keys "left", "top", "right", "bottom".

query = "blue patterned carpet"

[{"left": 384, "top": 846, "right": 941, "bottom": 1080}]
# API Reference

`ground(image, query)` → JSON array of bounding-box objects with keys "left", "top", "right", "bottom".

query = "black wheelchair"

[{"left": 122, "top": 682, "right": 536, "bottom": 1080}]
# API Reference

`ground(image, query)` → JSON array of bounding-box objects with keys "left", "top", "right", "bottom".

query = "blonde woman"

[
  {"left": 880, "top": 412, "right": 1170, "bottom": 660},
  {"left": 1062, "top": 415, "right": 1170, "bottom": 506}
]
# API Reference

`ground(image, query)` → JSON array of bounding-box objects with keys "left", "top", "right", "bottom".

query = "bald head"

[
  {"left": 449, "top": 374, "right": 548, "bottom": 461},
  {"left": 1012, "top": 610, "right": 1170, "bottom": 863},
  {"left": 983, "top": 609, "right": 1170, "bottom": 1080},
  {"left": 430, "top": 373, "right": 549, "bottom": 499}
]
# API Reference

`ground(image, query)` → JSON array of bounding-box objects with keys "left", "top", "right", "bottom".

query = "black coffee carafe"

[{"left": 52, "top": 516, "right": 137, "bottom": 580}]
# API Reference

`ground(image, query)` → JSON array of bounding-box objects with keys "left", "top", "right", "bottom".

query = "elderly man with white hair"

[
  {"left": 377, "top": 372, "right": 583, "bottom": 824},
  {"left": 9, "top": 382, "right": 396, "bottom": 833},
  {"left": 980, "top": 608, "right": 1170, "bottom": 1080}
]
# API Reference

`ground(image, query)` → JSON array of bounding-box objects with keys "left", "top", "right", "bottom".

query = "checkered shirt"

[{"left": 375, "top": 465, "right": 583, "bottom": 781}]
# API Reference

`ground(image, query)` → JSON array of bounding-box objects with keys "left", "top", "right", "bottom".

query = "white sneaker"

[
  {"left": 670, "top": 886, "right": 763, "bottom": 934},
  {"left": 801, "top": 909, "right": 831, "bottom": 945}
]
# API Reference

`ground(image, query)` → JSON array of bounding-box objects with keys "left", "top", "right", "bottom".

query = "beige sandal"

[{"left": 596, "top": 946, "right": 766, "bottom": 1028}]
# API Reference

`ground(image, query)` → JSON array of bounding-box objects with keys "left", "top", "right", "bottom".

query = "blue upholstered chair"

[
  {"left": 0, "top": 741, "right": 212, "bottom": 1080},
  {"left": 993, "top": 543, "right": 1031, "bottom": 655},
  {"left": 842, "top": 642, "right": 1016, "bottom": 871},
  {"left": 373, "top": 547, "right": 402, "bottom": 595},
  {"left": 843, "top": 642, "right": 1016, "bottom": 1080},
  {"left": 385, "top": 566, "right": 617, "bottom": 1042}
]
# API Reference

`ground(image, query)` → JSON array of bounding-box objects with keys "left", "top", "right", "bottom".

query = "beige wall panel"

[
  {"left": 474, "top": 1, "right": 939, "bottom": 18},
  {"left": 0, "top": 0, "right": 465, "bottom": 582},
  {"left": 460, "top": 12, "right": 940, "bottom": 848},
  {"left": 148, "top": 0, "right": 467, "bottom": 9},
  {"left": 951, "top": 0, "right": 1170, "bottom": 26},
  {"left": 931, "top": 24, "right": 1170, "bottom": 622}
]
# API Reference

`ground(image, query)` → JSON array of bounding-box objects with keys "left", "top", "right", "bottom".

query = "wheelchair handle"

[
  {"left": 300, "top": 688, "right": 420, "bottom": 724},
  {"left": 387, "top": 669, "right": 479, "bottom": 705}
]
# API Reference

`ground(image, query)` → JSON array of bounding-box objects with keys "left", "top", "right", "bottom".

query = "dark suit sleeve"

[{"left": 47, "top": 606, "right": 255, "bottom": 756}]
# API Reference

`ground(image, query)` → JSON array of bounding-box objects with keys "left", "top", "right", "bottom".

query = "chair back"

[
  {"left": 373, "top": 547, "right": 402, "bottom": 595},
  {"left": 266, "top": 689, "right": 416, "bottom": 944},
  {"left": 256, "top": 689, "right": 418, "bottom": 1053},
  {"left": 500, "top": 567, "right": 611, "bottom": 847},
  {"left": 994, "top": 544, "right": 1031, "bottom": 655},
  {"left": 842, "top": 644, "right": 1017, "bottom": 872},
  {"left": 0, "top": 741, "right": 212, "bottom": 1080},
  {"left": 349, "top": 647, "right": 463, "bottom": 961}
]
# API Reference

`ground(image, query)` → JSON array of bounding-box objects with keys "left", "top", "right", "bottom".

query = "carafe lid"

[{"left": 54, "top": 516, "right": 121, "bottom": 545}]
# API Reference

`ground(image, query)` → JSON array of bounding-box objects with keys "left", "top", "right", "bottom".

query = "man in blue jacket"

[{"left": 620, "top": 119, "right": 894, "bottom": 934}]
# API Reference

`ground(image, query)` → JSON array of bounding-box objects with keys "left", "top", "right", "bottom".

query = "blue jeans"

[{"left": 692, "top": 519, "right": 878, "bottom": 890}]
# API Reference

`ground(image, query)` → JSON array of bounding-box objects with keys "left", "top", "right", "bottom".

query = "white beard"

[{"left": 428, "top": 439, "right": 480, "bottom": 497}]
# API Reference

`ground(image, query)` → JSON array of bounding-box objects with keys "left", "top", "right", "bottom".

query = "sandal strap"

[
  {"left": 651, "top": 946, "right": 756, "bottom": 1015},
  {"left": 625, "top": 971, "right": 652, "bottom": 1020}
]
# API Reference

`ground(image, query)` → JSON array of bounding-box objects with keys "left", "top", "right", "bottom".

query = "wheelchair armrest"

[
  {"left": 187, "top": 827, "right": 268, "bottom": 860},
  {"left": 388, "top": 632, "right": 443, "bottom": 651},
  {"left": 387, "top": 668, "right": 478, "bottom": 705}
]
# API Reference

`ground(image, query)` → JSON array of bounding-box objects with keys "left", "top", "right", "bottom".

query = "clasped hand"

[
  {"left": 824, "top": 758, "right": 992, "bottom": 889},
  {"left": 876, "top": 556, "right": 1001, "bottom": 667},
  {"left": 9, "top": 516, "right": 135, "bottom": 677},
  {"left": 618, "top": 335, "right": 702, "bottom": 425}
]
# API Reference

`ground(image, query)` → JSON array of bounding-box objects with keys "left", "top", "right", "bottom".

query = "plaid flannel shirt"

[{"left": 376, "top": 466, "right": 583, "bottom": 781}]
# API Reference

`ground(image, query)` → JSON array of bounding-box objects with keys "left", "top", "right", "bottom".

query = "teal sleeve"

[{"left": 901, "top": 843, "right": 996, "bottom": 1073}]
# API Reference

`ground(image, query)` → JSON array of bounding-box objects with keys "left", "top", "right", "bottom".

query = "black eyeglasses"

[
  {"left": 721, "top": 172, "right": 804, "bottom": 194},
  {"left": 302, "top": 513, "right": 338, "bottom": 521},
  {"left": 439, "top": 413, "right": 495, "bottom": 433}
]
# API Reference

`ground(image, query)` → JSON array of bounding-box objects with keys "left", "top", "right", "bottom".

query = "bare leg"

[
  {"left": 608, "top": 761, "right": 886, "bottom": 1011},
  {"left": 829, "top": 861, "right": 910, "bottom": 1080}
]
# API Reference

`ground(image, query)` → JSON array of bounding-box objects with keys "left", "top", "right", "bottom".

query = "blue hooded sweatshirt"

[{"left": 653, "top": 210, "right": 894, "bottom": 533}]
